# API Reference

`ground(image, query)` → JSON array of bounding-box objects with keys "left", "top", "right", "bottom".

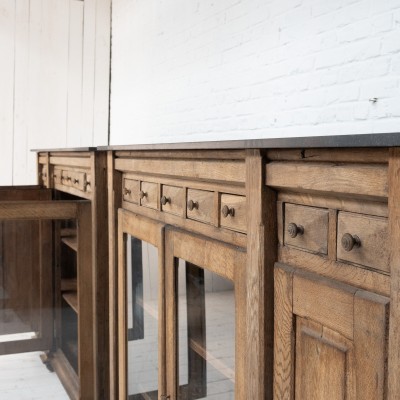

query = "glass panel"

[
  {"left": 127, "top": 235, "right": 159, "bottom": 399},
  {"left": 0, "top": 219, "right": 71, "bottom": 398},
  {"left": 178, "top": 260, "right": 235, "bottom": 400},
  {"left": 0, "top": 220, "right": 42, "bottom": 342}
]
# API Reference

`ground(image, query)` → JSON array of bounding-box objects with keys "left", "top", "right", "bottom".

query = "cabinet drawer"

[
  {"left": 337, "top": 212, "right": 389, "bottom": 273},
  {"left": 186, "top": 189, "right": 214, "bottom": 225},
  {"left": 53, "top": 168, "right": 62, "bottom": 185},
  {"left": 140, "top": 181, "right": 158, "bottom": 210},
  {"left": 284, "top": 204, "right": 329, "bottom": 255},
  {"left": 220, "top": 194, "right": 246, "bottom": 233},
  {"left": 71, "top": 171, "right": 87, "bottom": 192},
  {"left": 61, "top": 170, "right": 72, "bottom": 187},
  {"left": 161, "top": 185, "right": 184, "bottom": 216},
  {"left": 123, "top": 178, "right": 140, "bottom": 204}
]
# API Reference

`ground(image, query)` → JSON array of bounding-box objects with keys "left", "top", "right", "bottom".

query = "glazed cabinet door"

[
  {"left": 0, "top": 186, "right": 94, "bottom": 399},
  {"left": 0, "top": 187, "right": 89, "bottom": 355},
  {"left": 117, "top": 209, "right": 166, "bottom": 399},
  {"left": 274, "top": 263, "right": 389, "bottom": 400},
  {"left": 165, "top": 228, "right": 247, "bottom": 400}
]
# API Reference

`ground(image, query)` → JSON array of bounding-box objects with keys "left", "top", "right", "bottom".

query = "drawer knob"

[
  {"left": 288, "top": 222, "right": 304, "bottom": 238},
  {"left": 124, "top": 188, "right": 131, "bottom": 195},
  {"left": 160, "top": 195, "right": 170, "bottom": 205},
  {"left": 222, "top": 205, "right": 235, "bottom": 218},
  {"left": 67, "top": 176, "right": 72, "bottom": 181},
  {"left": 139, "top": 190, "right": 147, "bottom": 199},
  {"left": 187, "top": 200, "right": 198, "bottom": 211},
  {"left": 341, "top": 233, "right": 361, "bottom": 252},
  {"left": 74, "top": 178, "right": 79, "bottom": 184}
]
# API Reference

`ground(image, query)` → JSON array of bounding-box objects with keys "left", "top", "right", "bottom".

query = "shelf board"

[
  {"left": 61, "top": 278, "right": 77, "bottom": 292},
  {"left": 60, "top": 228, "right": 77, "bottom": 238},
  {"left": 61, "top": 236, "right": 78, "bottom": 252},
  {"left": 63, "top": 292, "right": 78, "bottom": 314}
]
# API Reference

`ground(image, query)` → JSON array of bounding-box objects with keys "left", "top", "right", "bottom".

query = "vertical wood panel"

[
  {"left": 81, "top": 0, "right": 96, "bottom": 144},
  {"left": 246, "top": 149, "right": 276, "bottom": 400},
  {"left": 13, "top": 0, "right": 30, "bottom": 185},
  {"left": 66, "top": 0, "right": 84, "bottom": 146},
  {"left": 93, "top": 0, "right": 111, "bottom": 145},
  {"left": 0, "top": 0, "right": 15, "bottom": 185},
  {"left": 388, "top": 147, "right": 400, "bottom": 400}
]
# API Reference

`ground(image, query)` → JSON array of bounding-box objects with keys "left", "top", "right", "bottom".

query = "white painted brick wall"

[{"left": 110, "top": 0, "right": 400, "bottom": 144}]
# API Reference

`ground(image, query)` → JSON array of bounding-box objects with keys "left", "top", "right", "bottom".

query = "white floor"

[{"left": 0, "top": 351, "right": 69, "bottom": 399}]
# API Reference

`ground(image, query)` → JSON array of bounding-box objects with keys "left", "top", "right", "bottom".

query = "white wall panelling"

[
  {"left": 110, "top": 0, "right": 400, "bottom": 145},
  {"left": 0, "top": 0, "right": 111, "bottom": 185},
  {"left": 0, "top": 1, "right": 16, "bottom": 185}
]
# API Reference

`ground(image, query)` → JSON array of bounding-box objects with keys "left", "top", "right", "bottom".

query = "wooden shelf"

[
  {"left": 61, "top": 236, "right": 78, "bottom": 252},
  {"left": 63, "top": 292, "right": 78, "bottom": 313},
  {"left": 60, "top": 228, "right": 77, "bottom": 238},
  {"left": 61, "top": 278, "right": 77, "bottom": 292},
  {"left": 61, "top": 228, "right": 77, "bottom": 252}
]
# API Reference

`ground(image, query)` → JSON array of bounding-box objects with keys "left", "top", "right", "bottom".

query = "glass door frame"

[
  {"left": 117, "top": 208, "right": 166, "bottom": 399},
  {"left": 165, "top": 226, "right": 247, "bottom": 400},
  {"left": 0, "top": 193, "right": 92, "bottom": 354}
]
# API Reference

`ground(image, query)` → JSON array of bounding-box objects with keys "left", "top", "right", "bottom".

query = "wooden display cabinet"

[
  {"left": 0, "top": 150, "right": 109, "bottom": 399},
  {"left": 268, "top": 147, "right": 394, "bottom": 399},
  {"left": 107, "top": 149, "right": 271, "bottom": 400}
]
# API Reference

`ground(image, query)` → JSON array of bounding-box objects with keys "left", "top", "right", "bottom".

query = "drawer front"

[
  {"left": 161, "top": 185, "right": 184, "bottom": 216},
  {"left": 123, "top": 178, "right": 140, "bottom": 204},
  {"left": 61, "top": 170, "right": 72, "bottom": 187},
  {"left": 71, "top": 171, "right": 87, "bottom": 192},
  {"left": 220, "top": 194, "right": 246, "bottom": 233},
  {"left": 86, "top": 173, "right": 93, "bottom": 193},
  {"left": 284, "top": 204, "right": 329, "bottom": 255},
  {"left": 53, "top": 168, "right": 62, "bottom": 185},
  {"left": 140, "top": 181, "right": 158, "bottom": 210},
  {"left": 186, "top": 189, "right": 214, "bottom": 225},
  {"left": 337, "top": 212, "right": 389, "bottom": 273}
]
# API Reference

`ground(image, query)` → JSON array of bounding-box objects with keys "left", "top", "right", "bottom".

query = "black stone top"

[
  {"left": 32, "top": 147, "right": 97, "bottom": 152},
  {"left": 33, "top": 132, "right": 400, "bottom": 152}
]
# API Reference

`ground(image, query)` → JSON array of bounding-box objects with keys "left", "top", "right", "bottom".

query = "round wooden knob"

[
  {"left": 67, "top": 176, "right": 72, "bottom": 181},
  {"left": 74, "top": 178, "right": 79, "bottom": 184},
  {"left": 288, "top": 223, "right": 304, "bottom": 238},
  {"left": 139, "top": 190, "right": 147, "bottom": 199},
  {"left": 222, "top": 205, "right": 235, "bottom": 218},
  {"left": 124, "top": 188, "right": 131, "bottom": 195},
  {"left": 341, "top": 233, "right": 361, "bottom": 252},
  {"left": 160, "top": 196, "right": 170, "bottom": 205},
  {"left": 187, "top": 200, "right": 198, "bottom": 211}
]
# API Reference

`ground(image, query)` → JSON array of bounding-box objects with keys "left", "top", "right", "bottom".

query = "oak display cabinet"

[
  {"left": 106, "top": 134, "right": 400, "bottom": 400},
  {"left": 108, "top": 150, "right": 254, "bottom": 400},
  {"left": 0, "top": 150, "right": 109, "bottom": 399}
]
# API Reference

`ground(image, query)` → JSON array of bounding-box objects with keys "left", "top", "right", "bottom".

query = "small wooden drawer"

[
  {"left": 123, "top": 178, "right": 140, "bottom": 204},
  {"left": 161, "top": 185, "right": 184, "bottom": 216},
  {"left": 337, "top": 212, "right": 389, "bottom": 273},
  {"left": 186, "top": 189, "right": 214, "bottom": 225},
  {"left": 52, "top": 168, "right": 62, "bottom": 185},
  {"left": 61, "top": 170, "right": 73, "bottom": 187},
  {"left": 86, "top": 173, "right": 92, "bottom": 193},
  {"left": 284, "top": 204, "right": 329, "bottom": 255},
  {"left": 39, "top": 165, "right": 48, "bottom": 182},
  {"left": 71, "top": 171, "right": 87, "bottom": 192},
  {"left": 220, "top": 194, "right": 246, "bottom": 233},
  {"left": 140, "top": 181, "right": 158, "bottom": 210}
]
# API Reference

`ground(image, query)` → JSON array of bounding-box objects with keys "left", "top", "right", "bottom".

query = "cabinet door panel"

[
  {"left": 274, "top": 263, "right": 389, "bottom": 400},
  {"left": 0, "top": 194, "right": 83, "bottom": 357}
]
